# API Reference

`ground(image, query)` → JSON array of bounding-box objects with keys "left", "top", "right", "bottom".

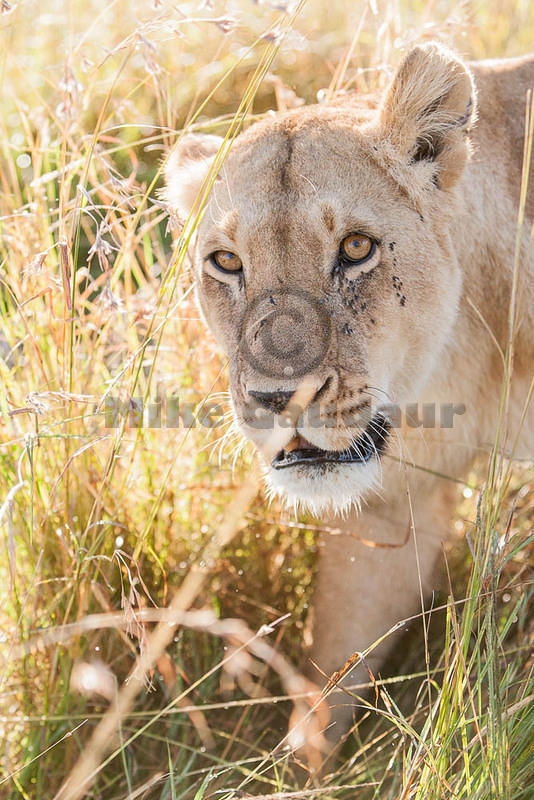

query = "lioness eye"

[
  {"left": 340, "top": 233, "right": 374, "bottom": 263},
  {"left": 211, "top": 250, "right": 243, "bottom": 273}
]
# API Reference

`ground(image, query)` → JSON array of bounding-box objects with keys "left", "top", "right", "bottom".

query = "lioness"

[{"left": 165, "top": 44, "right": 534, "bottom": 737}]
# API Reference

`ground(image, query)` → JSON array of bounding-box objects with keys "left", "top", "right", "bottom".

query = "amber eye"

[
  {"left": 211, "top": 250, "right": 243, "bottom": 273},
  {"left": 340, "top": 233, "right": 374, "bottom": 263}
]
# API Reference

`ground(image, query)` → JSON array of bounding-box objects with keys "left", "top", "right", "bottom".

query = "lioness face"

[{"left": 166, "top": 45, "right": 475, "bottom": 514}]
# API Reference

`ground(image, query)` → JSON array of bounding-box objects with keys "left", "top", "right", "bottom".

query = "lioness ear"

[
  {"left": 379, "top": 43, "right": 476, "bottom": 189},
  {"left": 163, "top": 133, "right": 223, "bottom": 220}
]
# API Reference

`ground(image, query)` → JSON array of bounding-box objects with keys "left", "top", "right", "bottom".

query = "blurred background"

[{"left": 0, "top": 1, "right": 533, "bottom": 798}]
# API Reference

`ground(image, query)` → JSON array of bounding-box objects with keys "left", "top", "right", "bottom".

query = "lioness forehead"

[{"left": 202, "top": 107, "right": 396, "bottom": 237}]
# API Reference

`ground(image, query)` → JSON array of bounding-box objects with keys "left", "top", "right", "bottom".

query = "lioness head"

[{"left": 165, "top": 43, "right": 476, "bottom": 515}]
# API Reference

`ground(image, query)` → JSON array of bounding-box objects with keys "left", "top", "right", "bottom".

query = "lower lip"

[{"left": 271, "top": 413, "right": 390, "bottom": 470}]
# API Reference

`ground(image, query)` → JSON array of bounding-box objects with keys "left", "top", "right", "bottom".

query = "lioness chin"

[{"left": 165, "top": 44, "right": 534, "bottom": 741}]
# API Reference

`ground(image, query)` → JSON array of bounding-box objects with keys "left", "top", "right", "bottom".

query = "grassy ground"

[{"left": 0, "top": 1, "right": 533, "bottom": 798}]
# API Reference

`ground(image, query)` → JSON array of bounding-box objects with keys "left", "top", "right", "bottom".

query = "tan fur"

[{"left": 165, "top": 44, "right": 534, "bottom": 739}]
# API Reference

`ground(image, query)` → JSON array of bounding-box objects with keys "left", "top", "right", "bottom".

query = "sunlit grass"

[{"left": 0, "top": 1, "right": 533, "bottom": 798}]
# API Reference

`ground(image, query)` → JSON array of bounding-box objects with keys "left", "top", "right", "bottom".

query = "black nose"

[{"left": 248, "top": 390, "right": 295, "bottom": 415}]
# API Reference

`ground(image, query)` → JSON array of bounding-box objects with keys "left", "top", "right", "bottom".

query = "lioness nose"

[
  {"left": 248, "top": 378, "right": 331, "bottom": 415},
  {"left": 248, "top": 390, "right": 294, "bottom": 415}
]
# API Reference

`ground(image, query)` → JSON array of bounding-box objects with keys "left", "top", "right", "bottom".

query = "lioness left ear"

[
  {"left": 379, "top": 43, "right": 476, "bottom": 189},
  {"left": 163, "top": 133, "right": 224, "bottom": 221}
]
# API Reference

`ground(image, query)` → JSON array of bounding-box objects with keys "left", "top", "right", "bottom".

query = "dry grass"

[{"left": 0, "top": 1, "right": 533, "bottom": 798}]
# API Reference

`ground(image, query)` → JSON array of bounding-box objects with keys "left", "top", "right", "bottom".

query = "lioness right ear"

[
  {"left": 163, "top": 133, "right": 224, "bottom": 220},
  {"left": 379, "top": 43, "right": 476, "bottom": 189}
]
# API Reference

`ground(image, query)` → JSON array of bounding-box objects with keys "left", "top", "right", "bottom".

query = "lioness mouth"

[{"left": 271, "top": 413, "right": 390, "bottom": 470}]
